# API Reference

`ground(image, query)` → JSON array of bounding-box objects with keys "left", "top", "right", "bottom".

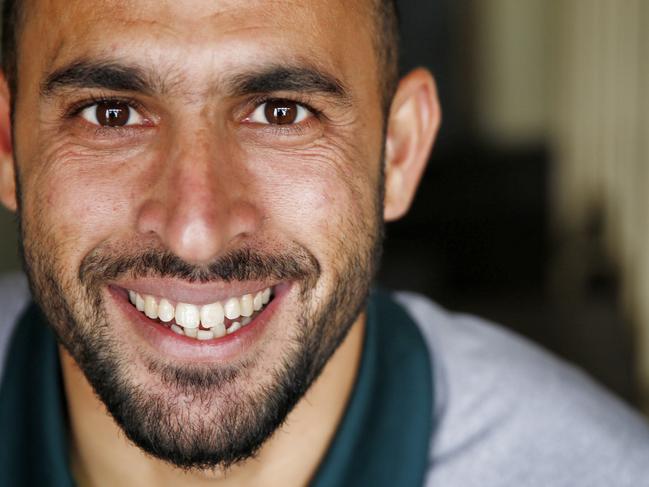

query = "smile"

[{"left": 127, "top": 287, "right": 274, "bottom": 341}]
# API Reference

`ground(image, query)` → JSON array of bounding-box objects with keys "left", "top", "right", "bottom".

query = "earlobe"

[
  {"left": 383, "top": 68, "right": 441, "bottom": 221},
  {"left": 0, "top": 74, "right": 16, "bottom": 212}
]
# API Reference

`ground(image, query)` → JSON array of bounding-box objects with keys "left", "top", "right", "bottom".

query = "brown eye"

[
  {"left": 264, "top": 100, "right": 299, "bottom": 125},
  {"left": 248, "top": 99, "right": 311, "bottom": 126},
  {"left": 80, "top": 100, "right": 144, "bottom": 127},
  {"left": 97, "top": 101, "right": 130, "bottom": 126}
]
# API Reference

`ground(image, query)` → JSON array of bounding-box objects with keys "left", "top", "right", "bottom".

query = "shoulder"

[
  {"left": 0, "top": 272, "right": 30, "bottom": 373},
  {"left": 392, "top": 291, "right": 649, "bottom": 487}
]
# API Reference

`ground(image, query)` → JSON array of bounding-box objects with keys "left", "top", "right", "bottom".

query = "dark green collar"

[
  {"left": 0, "top": 291, "right": 433, "bottom": 487},
  {"left": 311, "top": 290, "right": 434, "bottom": 486},
  {"left": 0, "top": 304, "right": 74, "bottom": 487}
]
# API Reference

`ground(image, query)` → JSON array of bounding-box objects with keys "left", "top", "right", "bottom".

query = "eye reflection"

[
  {"left": 80, "top": 101, "right": 144, "bottom": 127},
  {"left": 249, "top": 99, "right": 311, "bottom": 125}
]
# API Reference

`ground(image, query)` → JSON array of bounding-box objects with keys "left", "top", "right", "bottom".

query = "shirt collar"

[
  {"left": 311, "top": 289, "right": 434, "bottom": 486},
  {"left": 0, "top": 303, "right": 74, "bottom": 487},
  {"left": 0, "top": 290, "right": 433, "bottom": 486}
]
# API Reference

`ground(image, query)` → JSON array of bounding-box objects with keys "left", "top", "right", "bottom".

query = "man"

[{"left": 0, "top": 0, "right": 647, "bottom": 485}]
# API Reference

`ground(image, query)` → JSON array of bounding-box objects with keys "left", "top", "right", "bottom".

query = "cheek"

[
  {"left": 245, "top": 142, "right": 378, "bottom": 250},
  {"left": 20, "top": 144, "right": 147, "bottom": 264}
]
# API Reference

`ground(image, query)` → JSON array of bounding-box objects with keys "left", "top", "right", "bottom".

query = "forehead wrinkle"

[
  {"left": 34, "top": 2, "right": 184, "bottom": 84},
  {"left": 28, "top": 0, "right": 373, "bottom": 106}
]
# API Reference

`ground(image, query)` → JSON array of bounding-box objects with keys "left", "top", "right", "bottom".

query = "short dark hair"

[
  {"left": 1, "top": 0, "right": 399, "bottom": 111},
  {"left": 1, "top": 0, "right": 21, "bottom": 100},
  {"left": 372, "top": 0, "right": 401, "bottom": 111}
]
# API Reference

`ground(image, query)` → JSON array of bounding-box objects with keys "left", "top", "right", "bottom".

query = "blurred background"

[
  {"left": 0, "top": 1, "right": 647, "bottom": 410},
  {"left": 378, "top": 0, "right": 649, "bottom": 410}
]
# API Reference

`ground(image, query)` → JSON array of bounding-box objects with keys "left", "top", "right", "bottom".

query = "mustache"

[{"left": 79, "top": 246, "right": 321, "bottom": 287}]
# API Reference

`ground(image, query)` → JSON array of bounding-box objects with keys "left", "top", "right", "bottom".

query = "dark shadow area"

[{"left": 377, "top": 0, "right": 638, "bottom": 405}]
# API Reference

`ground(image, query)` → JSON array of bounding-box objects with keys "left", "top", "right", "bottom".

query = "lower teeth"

[{"left": 163, "top": 308, "right": 264, "bottom": 340}]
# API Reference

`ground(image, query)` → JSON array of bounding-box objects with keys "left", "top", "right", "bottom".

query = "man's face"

[{"left": 11, "top": 0, "right": 386, "bottom": 470}]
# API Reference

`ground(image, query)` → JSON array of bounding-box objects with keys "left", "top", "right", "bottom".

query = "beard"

[{"left": 18, "top": 198, "right": 384, "bottom": 470}]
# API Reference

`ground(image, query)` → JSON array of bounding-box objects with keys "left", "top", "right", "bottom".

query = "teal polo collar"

[
  {"left": 0, "top": 304, "right": 74, "bottom": 487},
  {"left": 0, "top": 290, "right": 433, "bottom": 486}
]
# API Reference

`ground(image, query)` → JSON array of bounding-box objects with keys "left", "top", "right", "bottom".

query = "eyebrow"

[
  {"left": 40, "top": 59, "right": 352, "bottom": 104},
  {"left": 227, "top": 66, "right": 350, "bottom": 101},
  {"left": 41, "top": 60, "right": 152, "bottom": 96}
]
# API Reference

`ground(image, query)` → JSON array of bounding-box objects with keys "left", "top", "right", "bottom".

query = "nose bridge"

[
  {"left": 137, "top": 123, "right": 261, "bottom": 264},
  {"left": 172, "top": 129, "right": 228, "bottom": 210}
]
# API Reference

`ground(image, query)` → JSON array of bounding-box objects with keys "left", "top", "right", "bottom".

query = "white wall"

[
  {"left": 551, "top": 0, "right": 649, "bottom": 407},
  {"left": 473, "top": 0, "right": 553, "bottom": 146}
]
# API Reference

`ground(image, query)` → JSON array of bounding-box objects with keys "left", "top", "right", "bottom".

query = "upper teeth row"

[{"left": 128, "top": 288, "right": 272, "bottom": 329}]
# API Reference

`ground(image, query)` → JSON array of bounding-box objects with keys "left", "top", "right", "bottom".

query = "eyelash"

[
  {"left": 246, "top": 95, "right": 322, "bottom": 118},
  {"left": 243, "top": 96, "right": 324, "bottom": 137},
  {"left": 64, "top": 95, "right": 324, "bottom": 137},
  {"left": 66, "top": 95, "right": 145, "bottom": 120}
]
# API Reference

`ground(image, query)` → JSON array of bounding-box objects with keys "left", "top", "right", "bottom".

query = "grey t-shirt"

[
  {"left": 1, "top": 273, "right": 648, "bottom": 485},
  {"left": 395, "top": 292, "right": 649, "bottom": 486},
  {"left": 0, "top": 273, "right": 29, "bottom": 372}
]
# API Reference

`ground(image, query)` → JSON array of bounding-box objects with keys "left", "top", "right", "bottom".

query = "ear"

[
  {"left": 0, "top": 73, "right": 15, "bottom": 212},
  {"left": 383, "top": 68, "right": 440, "bottom": 221}
]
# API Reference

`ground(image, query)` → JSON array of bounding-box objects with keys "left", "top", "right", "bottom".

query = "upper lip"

[{"left": 112, "top": 277, "right": 277, "bottom": 305}]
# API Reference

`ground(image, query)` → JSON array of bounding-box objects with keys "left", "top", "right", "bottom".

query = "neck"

[{"left": 61, "top": 315, "right": 365, "bottom": 487}]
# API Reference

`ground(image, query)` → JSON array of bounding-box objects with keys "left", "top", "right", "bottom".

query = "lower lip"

[{"left": 107, "top": 284, "right": 290, "bottom": 363}]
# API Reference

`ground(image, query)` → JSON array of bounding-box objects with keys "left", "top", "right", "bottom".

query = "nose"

[{"left": 136, "top": 128, "right": 262, "bottom": 264}]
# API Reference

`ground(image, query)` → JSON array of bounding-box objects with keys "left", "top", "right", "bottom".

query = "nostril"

[
  {"left": 136, "top": 181, "right": 262, "bottom": 265},
  {"left": 225, "top": 201, "right": 263, "bottom": 239},
  {"left": 136, "top": 200, "right": 166, "bottom": 237}
]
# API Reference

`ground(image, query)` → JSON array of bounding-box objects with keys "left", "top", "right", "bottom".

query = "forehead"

[{"left": 19, "top": 0, "right": 377, "bottom": 95}]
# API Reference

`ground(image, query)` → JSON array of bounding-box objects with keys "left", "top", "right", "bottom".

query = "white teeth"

[
  {"left": 197, "top": 330, "right": 214, "bottom": 341},
  {"left": 144, "top": 295, "right": 158, "bottom": 320},
  {"left": 158, "top": 299, "right": 175, "bottom": 323},
  {"left": 240, "top": 294, "right": 253, "bottom": 317},
  {"left": 213, "top": 322, "right": 227, "bottom": 338},
  {"left": 228, "top": 322, "right": 241, "bottom": 334},
  {"left": 253, "top": 292, "right": 263, "bottom": 311},
  {"left": 135, "top": 293, "right": 145, "bottom": 312},
  {"left": 128, "top": 286, "right": 274, "bottom": 340},
  {"left": 176, "top": 303, "right": 200, "bottom": 329},
  {"left": 200, "top": 302, "right": 224, "bottom": 329},
  {"left": 224, "top": 297, "right": 241, "bottom": 320}
]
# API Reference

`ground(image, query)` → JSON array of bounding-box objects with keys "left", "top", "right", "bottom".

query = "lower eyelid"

[{"left": 244, "top": 118, "right": 321, "bottom": 139}]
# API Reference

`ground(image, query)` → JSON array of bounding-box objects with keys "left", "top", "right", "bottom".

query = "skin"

[{"left": 0, "top": 0, "right": 440, "bottom": 486}]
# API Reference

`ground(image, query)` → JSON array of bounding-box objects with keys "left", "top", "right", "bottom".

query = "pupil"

[
  {"left": 265, "top": 100, "right": 297, "bottom": 125},
  {"left": 97, "top": 101, "right": 130, "bottom": 127}
]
